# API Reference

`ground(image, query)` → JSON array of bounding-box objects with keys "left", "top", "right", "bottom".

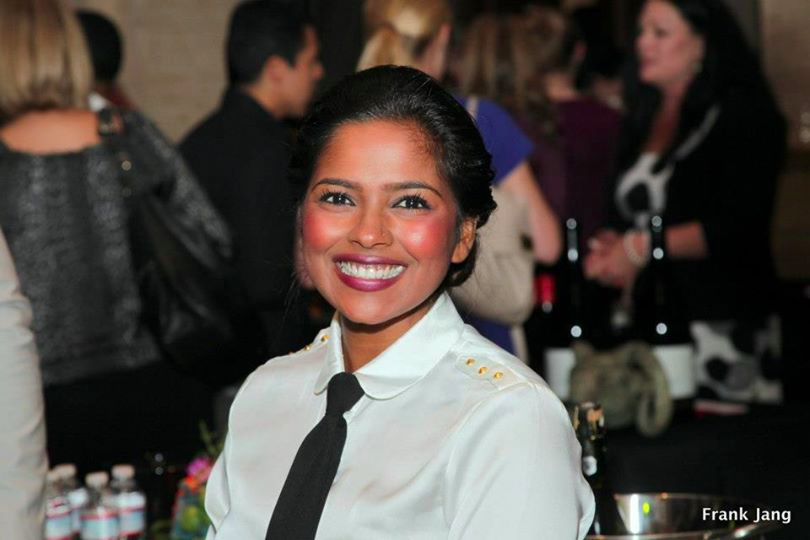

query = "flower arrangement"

[
  {"left": 150, "top": 422, "right": 222, "bottom": 540},
  {"left": 170, "top": 455, "right": 214, "bottom": 539}
]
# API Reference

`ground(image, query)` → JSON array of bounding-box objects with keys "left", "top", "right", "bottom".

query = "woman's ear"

[{"left": 451, "top": 218, "right": 477, "bottom": 264}]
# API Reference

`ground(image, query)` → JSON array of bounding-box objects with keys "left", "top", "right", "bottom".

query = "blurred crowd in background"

[{"left": 0, "top": 0, "right": 807, "bottom": 537}]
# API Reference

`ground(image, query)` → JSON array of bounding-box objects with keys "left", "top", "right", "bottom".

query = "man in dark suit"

[{"left": 181, "top": 0, "right": 323, "bottom": 360}]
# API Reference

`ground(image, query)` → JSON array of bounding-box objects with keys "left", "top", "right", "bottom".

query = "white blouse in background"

[
  {"left": 0, "top": 229, "right": 47, "bottom": 539},
  {"left": 205, "top": 293, "right": 594, "bottom": 539}
]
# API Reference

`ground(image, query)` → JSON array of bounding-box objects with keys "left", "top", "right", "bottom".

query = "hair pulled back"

[
  {"left": 291, "top": 65, "right": 496, "bottom": 287},
  {"left": 357, "top": 0, "right": 451, "bottom": 70},
  {"left": 458, "top": 8, "right": 581, "bottom": 141}
]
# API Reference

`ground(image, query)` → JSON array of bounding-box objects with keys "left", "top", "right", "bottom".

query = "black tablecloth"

[{"left": 607, "top": 406, "right": 809, "bottom": 539}]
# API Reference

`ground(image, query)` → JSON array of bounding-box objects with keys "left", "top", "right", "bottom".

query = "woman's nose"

[
  {"left": 349, "top": 207, "right": 392, "bottom": 248},
  {"left": 637, "top": 30, "right": 652, "bottom": 54}
]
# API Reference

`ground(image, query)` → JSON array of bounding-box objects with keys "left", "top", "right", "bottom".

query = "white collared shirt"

[{"left": 205, "top": 293, "right": 594, "bottom": 539}]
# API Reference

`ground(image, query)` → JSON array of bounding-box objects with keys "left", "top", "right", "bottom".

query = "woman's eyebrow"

[
  {"left": 384, "top": 181, "right": 443, "bottom": 198},
  {"left": 313, "top": 179, "right": 444, "bottom": 199},
  {"left": 312, "top": 178, "right": 358, "bottom": 190}
]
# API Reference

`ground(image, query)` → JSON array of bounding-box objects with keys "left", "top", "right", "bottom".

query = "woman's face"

[
  {"left": 636, "top": 0, "right": 705, "bottom": 91},
  {"left": 301, "top": 120, "right": 474, "bottom": 329}
]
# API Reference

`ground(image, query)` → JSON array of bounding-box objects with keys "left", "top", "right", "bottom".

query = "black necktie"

[{"left": 265, "top": 372, "right": 365, "bottom": 540}]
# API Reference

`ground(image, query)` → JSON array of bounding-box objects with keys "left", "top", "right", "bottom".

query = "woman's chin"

[
  {"left": 336, "top": 293, "right": 439, "bottom": 335},
  {"left": 339, "top": 306, "right": 395, "bottom": 328}
]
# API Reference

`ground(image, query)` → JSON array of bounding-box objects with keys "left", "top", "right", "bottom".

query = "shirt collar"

[
  {"left": 221, "top": 87, "right": 280, "bottom": 129},
  {"left": 314, "top": 293, "right": 464, "bottom": 400}
]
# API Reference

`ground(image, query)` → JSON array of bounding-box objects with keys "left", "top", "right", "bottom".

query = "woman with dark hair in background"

[
  {"left": 204, "top": 65, "right": 593, "bottom": 539},
  {"left": 584, "top": 0, "right": 786, "bottom": 402}
]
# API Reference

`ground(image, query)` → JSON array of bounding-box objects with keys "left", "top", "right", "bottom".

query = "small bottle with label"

[
  {"left": 80, "top": 472, "right": 119, "bottom": 540},
  {"left": 109, "top": 464, "right": 147, "bottom": 539},
  {"left": 54, "top": 463, "right": 89, "bottom": 538},
  {"left": 45, "top": 468, "right": 74, "bottom": 540},
  {"left": 574, "top": 401, "right": 627, "bottom": 535}
]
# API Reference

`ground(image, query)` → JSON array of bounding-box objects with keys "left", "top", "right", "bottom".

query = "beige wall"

[
  {"left": 761, "top": 0, "right": 810, "bottom": 279},
  {"left": 761, "top": 0, "right": 810, "bottom": 151},
  {"left": 75, "top": 0, "right": 241, "bottom": 140}
]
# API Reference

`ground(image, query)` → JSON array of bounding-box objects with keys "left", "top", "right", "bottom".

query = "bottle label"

[
  {"left": 582, "top": 455, "right": 598, "bottom": 477},
  {"left": 117, "top": 491, "right": 147, "bottom": 535},
  {"left": 653, "top": 344, "right": 696, "bottom": 399},
  {"left": 68, "top": 487, "right": 89, "bottom": 533},
  {"left": 544, "top": 347, "right": 576, "bottom": 400},
  {"left": 45, "top": 500, "right": 73, "bottom": 540},
  {"left": 119, "top": 507, "right": 146, "bottom": 535},
  {"left": 81, "top": 508, "right": 119, "bottom": 540}
]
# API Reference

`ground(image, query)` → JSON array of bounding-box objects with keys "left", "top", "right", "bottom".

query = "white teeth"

[{"left": 337, "top": 262, "right": 405, "bottom": 280}]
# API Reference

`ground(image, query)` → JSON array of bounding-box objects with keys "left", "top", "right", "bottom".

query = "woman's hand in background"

[{"left": 584, "top": 229, "right": 641, "bottom": 290}]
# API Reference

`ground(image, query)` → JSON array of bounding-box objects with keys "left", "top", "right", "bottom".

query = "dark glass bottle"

[
  {"left": 637, "top": 215, "right": 696, "bottom": 415},
  {"left": 565, "top": 218, "right": 586, "bottom": 342},
  {"left": 540, "top": 219, "right": 584, "bottom": 401},
  {"left": 574, "top": 402, "right": 626, "bottom": 535}
]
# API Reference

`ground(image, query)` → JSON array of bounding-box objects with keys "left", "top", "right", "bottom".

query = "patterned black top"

[{"left": 0, "top": 110, "right": 231, "bottom": 386}]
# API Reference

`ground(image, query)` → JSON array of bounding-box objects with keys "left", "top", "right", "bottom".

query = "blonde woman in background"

[
  {"left": 0, "top": 0, "right": 228, "bottom": 471},
  {"left": 459, "top": 7, "right": 621, "bottom": 246},
  {"left": 358, "top": 0, "right": 561, "bottom": 360}
]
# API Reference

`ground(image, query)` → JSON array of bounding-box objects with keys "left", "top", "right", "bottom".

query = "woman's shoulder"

[
  {"left": 449, "top": 325, "right": 559, "bottom": 403},
  {"left": 458, "top": 95, "right": 533, "bottom": 182},
  {"left": 474, "top": 98, "right": 520, "bottom": 128},
  {"left": 117, "top": 109, "right": 168, "bottom": 142},
  {"left": 441, "top": 328, "right": 573, "bottom": 440},
  {"left": 715, "top": 87, "right": 785, "bottom": 133},
  {"left": 235, "top": 328, "right": 331, "bottom": 393}
]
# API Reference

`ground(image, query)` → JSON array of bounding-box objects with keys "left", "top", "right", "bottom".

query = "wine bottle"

[
  {"left": 574, "top": 402, "right": 626, "bottom": 535},
  {"left": 640, "top": 215, "right": 696, "bottom": 415},
  {"left": 541, "top": 219, "right": 583, "bottom": 401}
]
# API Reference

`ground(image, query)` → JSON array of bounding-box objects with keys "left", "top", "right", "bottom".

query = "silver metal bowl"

[{"left": 587, "top": 493, "right": 785, "bottom": 539}]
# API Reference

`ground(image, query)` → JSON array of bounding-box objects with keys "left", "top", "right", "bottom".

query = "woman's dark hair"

[
  {"left": 621, "top": 0, "right": 782, "bottom": 172},
  {"left": 290, "top": 65, "right": 497, "bottom": 287}
]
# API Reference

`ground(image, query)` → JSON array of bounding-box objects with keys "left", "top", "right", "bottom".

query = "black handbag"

[{"left": 98, "top": 109, "right": 266, "bottom": 384}]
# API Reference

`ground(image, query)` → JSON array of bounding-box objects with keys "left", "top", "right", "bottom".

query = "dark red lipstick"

[{"left": 333, "top": 254, "right": 407, "bottom": 292}]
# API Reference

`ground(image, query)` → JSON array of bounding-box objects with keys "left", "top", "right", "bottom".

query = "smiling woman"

[{"left": 203, "top": 66, "right": 594, "bottom": 540}]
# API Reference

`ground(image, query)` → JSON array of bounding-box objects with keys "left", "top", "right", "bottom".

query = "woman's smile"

[{"left": 334, "top": 254, "right": 407, "bottom": 291}]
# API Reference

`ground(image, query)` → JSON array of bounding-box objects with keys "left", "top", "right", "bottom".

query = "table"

[{"left": 607, "top": 406, "right": 810, "bottom": 539}]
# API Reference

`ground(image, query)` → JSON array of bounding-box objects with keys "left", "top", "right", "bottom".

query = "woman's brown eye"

[
  {"left": 320, "top": 191, "right": 354, "bottom": 206},
  {"left": 394, "top": 195, "right": 430, "bottom": 210}
]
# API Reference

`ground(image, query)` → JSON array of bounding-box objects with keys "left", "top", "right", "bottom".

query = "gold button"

[
  {"left": 478, "top": 366, "right": 488, "bottom": 375},
  {"left": 121, "top": 160, "right": 132, "bottom": 171},
  {"left": 493, "top": 371, "right": 504, "bottom": 380},
  {"left": 304, "top": 344, "right": 312, "bottom": 351},
  {"left": 320, "top": 335, "right": 329, "bottom": 342},
  {"left": 466, "top": 358, "right": 476, "bottom": 366}
]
